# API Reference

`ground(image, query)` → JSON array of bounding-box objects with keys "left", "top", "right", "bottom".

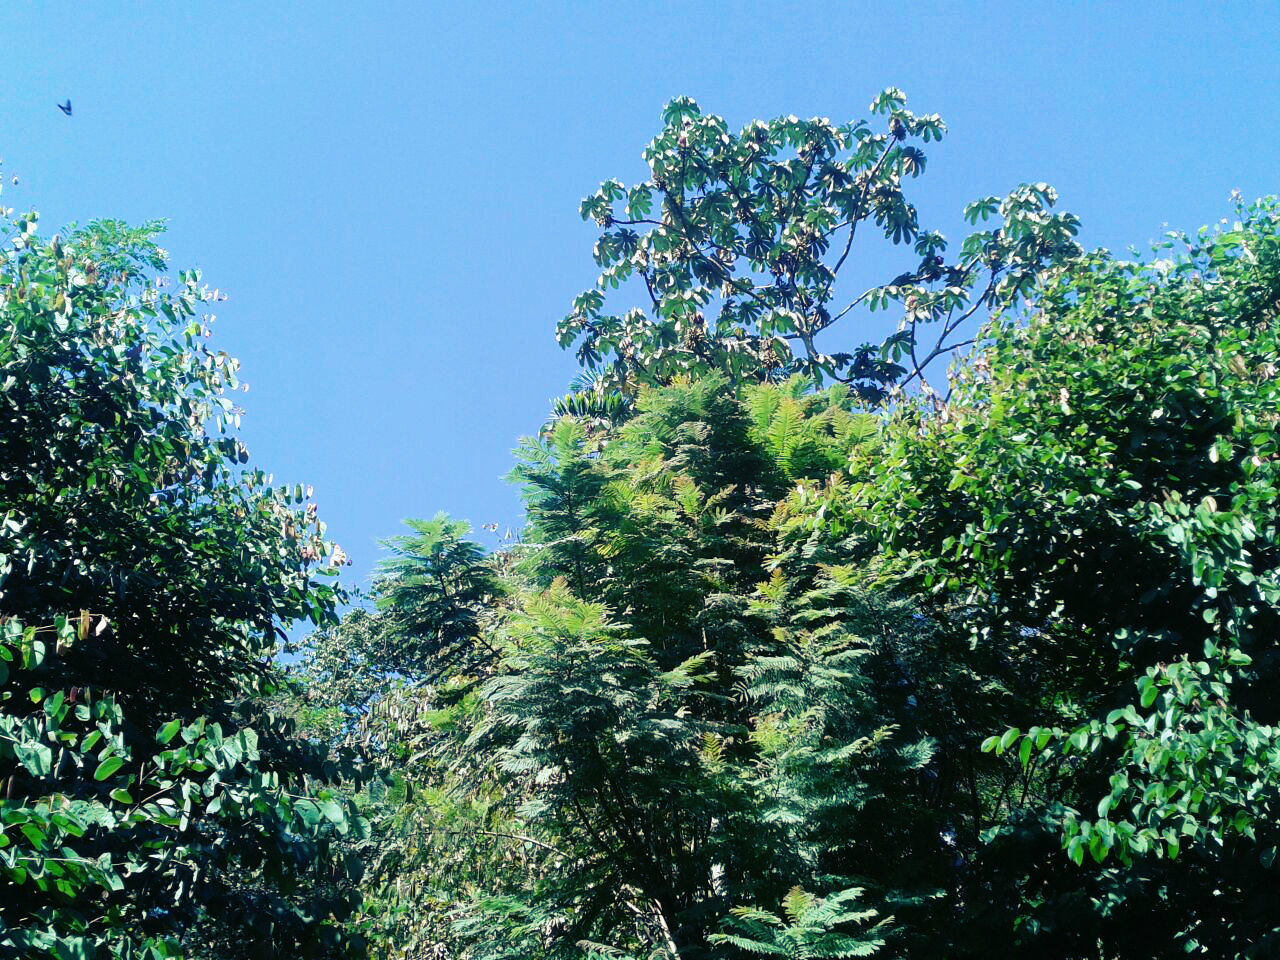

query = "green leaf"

[
  {"left": 320, "top": 798, "right": 346, "bottom": 825},
  {"left": 998, "top": 727, "right": 1021, "bottom": 754},
  {"left": 16, "top": 742, "right": 52, "bottom": 777},
  {"left": 157, "top": 718, "right": 182, "bottom": 745},
  {"left": 1140, "top": 680, "right": 1159, "bottom": 709},
  {"left": 94, "top": 756, "right": 124, "bottom": 781},
  {"left": 1067, "top": 836, "right": 1085, "bottom": 866},
  {"left": 294, "top": 799, "right": 322, "bottom": 827}
]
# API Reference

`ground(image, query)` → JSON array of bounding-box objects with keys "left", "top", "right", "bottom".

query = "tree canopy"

[
  {"left": 5, "top": 93, "right": 1280, "bottom": 960},
  {"left": 0, "top": 193, "right": 367, "bottom": 959},
  {"left": 303, "top": 104, "right": 1280, "bottom": 957},
  {"left": 558, "top": 91, "right": 1081, "bottom": 414}
]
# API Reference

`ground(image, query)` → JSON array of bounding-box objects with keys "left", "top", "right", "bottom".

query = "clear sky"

[{"left": 3, "top": 1, "right": 1278, "bottom": 594}]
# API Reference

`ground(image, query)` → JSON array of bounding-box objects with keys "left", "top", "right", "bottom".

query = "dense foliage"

[
  {"left": 0, "top": 190, "right": 366, "bottom": 959},
  {"left": 855, "top": 197, "right": 1280, "bottom": 956},
  {"left": 300, "top": 105, "right": 1280, "bottom": 957},
  {"left": 6, "top": 91, "right": 1280, "bottom": 960},
  {"left": 303, "top": 377, "right": 941, "bottom": 958}
]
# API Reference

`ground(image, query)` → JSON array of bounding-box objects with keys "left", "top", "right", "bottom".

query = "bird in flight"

[{"left": 57, "top": 100, "right": 72, "bottom": 116}]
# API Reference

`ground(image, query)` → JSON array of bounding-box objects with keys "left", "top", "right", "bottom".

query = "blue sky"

[{"left": 3, "top": 1, "right": 1278, "bottom": 595}]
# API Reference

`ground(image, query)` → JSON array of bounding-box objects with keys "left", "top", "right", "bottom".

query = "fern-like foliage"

[
  {"left": 743, "top": 376, "right": 880, "bottom": 482},
  {"left": 299, "top": 374, "right": 944, "bottom": 958},
  {"left": 374, "top": 512, "right": 502, "bottom": 678},
  {"left": 710, "top": 886, "right": 889, "bottom": 958}
]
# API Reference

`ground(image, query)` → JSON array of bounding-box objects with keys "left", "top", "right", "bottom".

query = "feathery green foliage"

[{"left": 710, "top": 886, "right": 887, "bottom": 959}]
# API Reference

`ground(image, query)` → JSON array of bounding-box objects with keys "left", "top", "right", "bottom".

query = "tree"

[
  {"left": 559, "top": 90, "right": 1081, "bottom": 411},
  {"left": 292, "top": 92, "right": 1280, "bottom": 960},
  {"left": 317, "top": 376, "right": 952, "bottom": 959},
  {"left": 289, "top": 516, "right": 513, "bottom": 959},
  {"left": 301, "top": 92, "right": 1087, "bottom": 959},
  {"left": 850, "top": 196, "right": 1280, "bottom": 956},
  {"left": 0, "top": 194, "right": 366, "bottom": 959}
]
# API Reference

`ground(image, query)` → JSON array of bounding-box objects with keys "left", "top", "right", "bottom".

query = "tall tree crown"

[{"left": 559, "top": 90, "right": 1081, "bottom": 412}]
